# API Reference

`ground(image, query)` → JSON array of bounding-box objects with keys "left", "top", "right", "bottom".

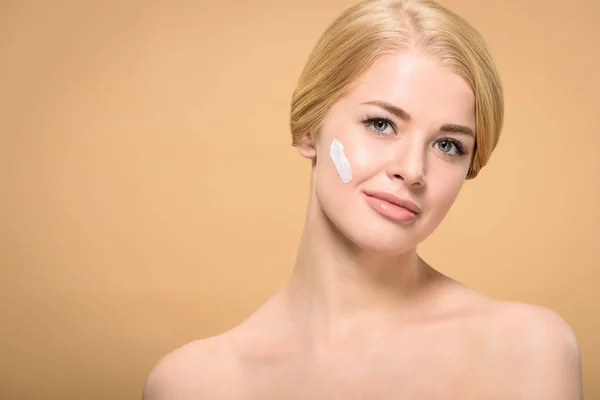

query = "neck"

[{"left": 279, "top": 192, "right": 439, "bottom": 338}]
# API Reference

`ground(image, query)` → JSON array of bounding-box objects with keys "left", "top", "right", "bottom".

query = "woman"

[{"left": 144, "top": 0, "right": 583, "bottom": 398}]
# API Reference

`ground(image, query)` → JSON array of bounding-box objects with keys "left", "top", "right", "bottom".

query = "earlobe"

[{"left": 295, "top": 133, "right": 317, "bottom": 159}]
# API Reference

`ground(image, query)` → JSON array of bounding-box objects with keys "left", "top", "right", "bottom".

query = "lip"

[{"left": 363, "top": 190, "right": 421, "bottom": 222}]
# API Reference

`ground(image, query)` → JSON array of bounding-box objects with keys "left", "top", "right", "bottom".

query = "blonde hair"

[{"left": 290, "top": 0, "right": 504, "bottom": 179}]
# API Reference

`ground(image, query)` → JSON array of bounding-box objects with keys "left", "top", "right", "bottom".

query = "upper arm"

[
  {"left": 142, "top": 343, "right": 206, "bottom": 400},
  {"left": 509, "top": 305, "right": 583, "bottom": 399},
  {"left": 142, "top": 362, "right": 164, "bottom": 400},
  {"left": 142, "top": 351, "right": 183, "bottom": 400}
]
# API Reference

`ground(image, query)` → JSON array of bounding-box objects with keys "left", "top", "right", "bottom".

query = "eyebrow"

[
  {"left": 363, "top": 100, "right": 411, "bottom": 122},
  {"left": 439, "top": 123, "right": 475, "bottom": 138},
  {"left": 362, "top": 100, "right": 475, "bottom": 138}
]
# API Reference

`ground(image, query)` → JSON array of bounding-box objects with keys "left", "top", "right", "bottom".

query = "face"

[{"left": 297, "top": 52, "right": 476, "bottom": 256}]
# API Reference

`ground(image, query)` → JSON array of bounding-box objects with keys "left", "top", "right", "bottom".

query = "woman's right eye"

[{"left": 363, "top": 118, "right": 396, "bottom": 136}]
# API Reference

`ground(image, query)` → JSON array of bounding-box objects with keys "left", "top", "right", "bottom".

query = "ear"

[{"left": 295, "top": 132, "right": 317, "bottom": 159}]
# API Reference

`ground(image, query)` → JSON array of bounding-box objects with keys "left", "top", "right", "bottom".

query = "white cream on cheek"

[{"left": 329, "top": 138, "right": 353, "bottom": 183}]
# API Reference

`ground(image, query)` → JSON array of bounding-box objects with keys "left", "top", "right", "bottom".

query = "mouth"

[{"left": 363, "top": 190, "right": 421, "bottom": 222}]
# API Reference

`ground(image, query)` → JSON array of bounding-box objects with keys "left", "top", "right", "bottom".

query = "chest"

[{"left": 238, "top": 341, "right": 485, "bottom": 400}]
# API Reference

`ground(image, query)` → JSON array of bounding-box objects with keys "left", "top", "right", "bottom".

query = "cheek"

[
  {"left": 329, "top": 139, "right": 353, "bottom": 183},
  {"left": 317, "top": 125, "right": 383, "bottom": 185},
  {"left": 341, "top": 138, "right": 392, "bottom": 183},
  {"left": 344, "top": 149, "right": 377, "bottom": 181},
  {"left": 312, "top": 138, "right": 356, "bottom": 208},
  {"left": 427, "top": 169, "right": 465, "bottom": 212}
]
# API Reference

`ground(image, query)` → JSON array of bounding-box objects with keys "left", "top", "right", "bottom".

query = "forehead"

[{"left": 345, "top": 52, "right": 475, "bottom": 128}]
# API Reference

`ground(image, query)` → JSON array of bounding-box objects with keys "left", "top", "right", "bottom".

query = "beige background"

[{"left": 1, "top": 0, "right": 598, "bottom": 398}]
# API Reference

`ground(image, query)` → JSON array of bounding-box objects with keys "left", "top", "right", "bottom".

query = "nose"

[{"left": 386, "top": 138, "right": 426, "bottom": 188}]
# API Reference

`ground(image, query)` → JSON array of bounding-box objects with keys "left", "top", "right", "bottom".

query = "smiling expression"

[{"left": 297, "top": 51, "right": 477, "bottom": 255}]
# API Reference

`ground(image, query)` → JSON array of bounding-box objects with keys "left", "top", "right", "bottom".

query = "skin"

[{"left": 143, "top": 52, "right": 583, "bottom": 399}]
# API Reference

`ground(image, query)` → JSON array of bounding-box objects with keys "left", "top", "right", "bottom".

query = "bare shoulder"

[
  {"left": 487, "top": 301, "right": 580, "bottom": 358},
  {"left": 142, "top": 335, "right": 238, "bottom": 400},
  {"left": 476, "top": 300, "right": 583, "bottom": 398}
]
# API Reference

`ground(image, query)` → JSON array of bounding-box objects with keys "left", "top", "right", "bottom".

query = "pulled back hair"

[{"left": 290, "top": 0, "right": 504, "bottom": 179}]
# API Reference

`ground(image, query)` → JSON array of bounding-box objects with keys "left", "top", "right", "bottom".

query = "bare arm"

[
  {"left": 142, "top": 352, "right": 187, "bottom": 400},
  {"left": 509, "top": 305, "right": 583, "bottom": 399},
  {"left": 142, "top": 342, "right": 208, "bottom": 400}
]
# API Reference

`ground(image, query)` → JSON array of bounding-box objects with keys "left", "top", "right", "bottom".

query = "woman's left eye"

[{"left": 435, "top": 139, "right": 466, "bottom": 157}]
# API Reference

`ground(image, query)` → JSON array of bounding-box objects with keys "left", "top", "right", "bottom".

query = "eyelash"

[
  {"left": 360, "top": 114, "right": 469, "bottom": 158},
  {"left": 362, "top": 114, "right": 397, "bottom": 135}
]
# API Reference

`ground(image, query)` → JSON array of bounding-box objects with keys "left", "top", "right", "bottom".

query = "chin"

[
  {"left": 338, "top": 217, "right": 427, "bottom": 257},
  {"left": 316, "top": 193, "right": 435, "bottom": 257},
  {"left": 356, "top": 231, "right": 420, "bottom": 256}
]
